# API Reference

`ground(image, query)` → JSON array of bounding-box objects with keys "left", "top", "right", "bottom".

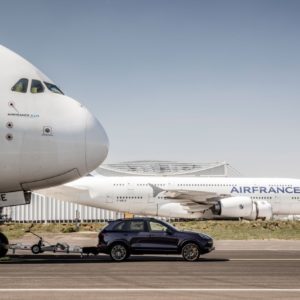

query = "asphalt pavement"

[{"left": 1, "top": 249, "right": 300, "bottom": 300}]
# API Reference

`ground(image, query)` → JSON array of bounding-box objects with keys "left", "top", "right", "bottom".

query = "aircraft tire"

[{"left": 0, "top": 232, "right": 9, "bottom": 257}]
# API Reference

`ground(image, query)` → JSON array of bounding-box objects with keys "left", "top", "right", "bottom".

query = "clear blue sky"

[{"left": 1, "top": 0, "right": 300, "bottom": 177}]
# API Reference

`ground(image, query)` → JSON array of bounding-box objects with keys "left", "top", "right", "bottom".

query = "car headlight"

[{"left": 198, "top": 233, "right": 212, "bottom": 240}]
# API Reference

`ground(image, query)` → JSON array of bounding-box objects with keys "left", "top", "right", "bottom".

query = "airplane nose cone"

[{"left": 85, "top": 110, "right": 109, "bottom": 173}]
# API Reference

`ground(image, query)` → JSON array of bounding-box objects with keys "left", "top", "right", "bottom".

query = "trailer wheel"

[
  {"left": 0, "top": 232, "right": 9, "bottom": 257},
  {"left": 31, "top": 244, "right": 41, "bottom": 254}
]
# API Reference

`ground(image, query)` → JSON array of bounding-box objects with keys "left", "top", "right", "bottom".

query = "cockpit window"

[
  {"left": 31, "top": 80, "right": 44, "bottom": 93},
  {"left": 44, "top": 82, "right": 64, "bottom": 95},
  {"left": 11, "top": 78, "right": 28, "bottom": 93}
]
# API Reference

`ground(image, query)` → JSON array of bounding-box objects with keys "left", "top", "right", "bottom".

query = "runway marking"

[
  {"left": 229, "top": 258, "right": 300, "bottom": 261},
  {"left": 0, "top": 288, "right": 300, "bottom": 292}
]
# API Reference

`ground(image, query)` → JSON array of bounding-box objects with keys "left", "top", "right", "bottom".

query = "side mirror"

[{"left": 166, "top": 228, "right": 173, "bottom": 235}]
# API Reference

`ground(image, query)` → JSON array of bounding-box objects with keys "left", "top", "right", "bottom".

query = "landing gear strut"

[{"left": 0, "top": 232, "right": 9, "bottom": 257}]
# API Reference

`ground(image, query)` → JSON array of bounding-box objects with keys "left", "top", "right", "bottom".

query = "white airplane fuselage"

[
  {"left": 0, "top": 45, "right": 109, "bottom": 195},
  {"left": 50, "top": 176, "right": 300, "bottom": 219},
  {"left": 0, "top": 44, "right": 109, "bottom": 256}
]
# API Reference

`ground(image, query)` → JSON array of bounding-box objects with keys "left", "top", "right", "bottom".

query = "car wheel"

[
  {"left": 0, "top": 233, "right": 9, "bottom": 257},
  {"left": 110, "top": 244, "right": 128, "bottom": 262},
  {"left": 182, "top": 243, "right": 200, "bottom": 262}
]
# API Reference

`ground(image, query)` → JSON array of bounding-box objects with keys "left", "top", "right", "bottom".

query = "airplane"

[
  {"left": 0, "top": 44, "right": 109, "bottom": 257},
  {"left": 39, "top": 174, "right": 300, "bottom": 221}
]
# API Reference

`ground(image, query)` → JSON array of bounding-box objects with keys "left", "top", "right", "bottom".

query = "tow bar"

[{"left": 8, "top": 225, "right": 99, "bottom": 257}]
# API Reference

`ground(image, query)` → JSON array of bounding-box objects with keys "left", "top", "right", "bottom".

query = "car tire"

[
  {"left": 182, "top": 243, "right": 200, "bottom": 262},
  {"left": 109, "top": 243, "right": 128, "bottom": 262}
]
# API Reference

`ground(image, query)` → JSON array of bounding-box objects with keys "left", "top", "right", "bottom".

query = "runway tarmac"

[{"left": 1, "top": 250, "right": 300, "bottom": 300}]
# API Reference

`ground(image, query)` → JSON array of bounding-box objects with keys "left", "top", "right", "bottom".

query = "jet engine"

[{"left": 212, "top": 196, "right": 273, "bottom": 220}]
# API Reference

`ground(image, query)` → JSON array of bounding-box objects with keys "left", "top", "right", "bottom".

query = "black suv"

[{"left": 98, "top": 218, "right": 214, "bottom": 262}]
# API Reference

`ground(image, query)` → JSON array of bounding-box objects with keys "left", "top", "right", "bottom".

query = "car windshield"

[{"left": 44, "top": 82, "right": 64, "bottom": 95}]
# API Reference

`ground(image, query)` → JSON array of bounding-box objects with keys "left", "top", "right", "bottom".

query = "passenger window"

[
  {"left": 44, "top": 82, "right": 64, "bottom": 95},
  {"left": 113, "top": 220, "right": 145, "bottom": 232},
  {"left": 128, "top": 221, "right": 145, "bottom": 232},
  {"left": 11, "top": 78, "right": 28, "bottom": 93},
  {"left": 113, "top": 221, "right": 127, "bottom": 231},
  {"left": 31, "top": 80, "right": 44, "bottom": 93},
  {"left": 149, "top": 221, "right": 168, "bottom": 232}
]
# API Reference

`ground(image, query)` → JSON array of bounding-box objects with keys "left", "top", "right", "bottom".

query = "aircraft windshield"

[
  {"left": 31, "top": 80, "right": 44, "bottom": 93},
  {"left": 11, "top": 78, "right": 28, "bottom": 93},
  {"left": 44, "top": 82, "right": 64, "bottom": 95}
]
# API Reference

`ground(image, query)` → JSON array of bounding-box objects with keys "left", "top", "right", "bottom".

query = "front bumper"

[{"left": 200, "top": 246, "right": 215, "bottom": 254}]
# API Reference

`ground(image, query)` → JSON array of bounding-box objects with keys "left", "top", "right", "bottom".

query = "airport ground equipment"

[
  {"left": 9, "top": 241, "right": 84, "bottom": 255},
  {"left": 8, "top": 225, "right": 99, "bottom": 257}
]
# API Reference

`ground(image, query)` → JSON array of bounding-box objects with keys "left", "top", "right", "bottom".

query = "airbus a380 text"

[{"left": 40, "top": 176, "right": 300, "bottom": 220}]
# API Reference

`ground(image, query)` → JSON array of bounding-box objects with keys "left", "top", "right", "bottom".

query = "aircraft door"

[
  {"left": 105, "top": 195, "right": 113, "bottom": 203},
  {"left": 127, "top": 182, "right": 134, "bottom": 192},
  {"left": 293, "top": 198, "right": 300, "bottom": 215},
  {"left": 274, "top": 194, "right": 292, "bottom": 214},
  {"left": 275, "top": 194, "right": 300, "bottom": 215},
  {"left": 147, "top": 195, "right": 154, "bottom": 203},
  {"left": 129, "top": 182, "right": 144, "bottom": 203}
]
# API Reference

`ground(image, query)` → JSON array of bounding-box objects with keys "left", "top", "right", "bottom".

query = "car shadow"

[{"left": 1, "top": 254, "right": 229, "bottom": 264}]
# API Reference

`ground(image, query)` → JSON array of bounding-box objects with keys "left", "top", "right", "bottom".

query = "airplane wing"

[{"left": 149, "top": 184, "right": 228, "bottom": 213}]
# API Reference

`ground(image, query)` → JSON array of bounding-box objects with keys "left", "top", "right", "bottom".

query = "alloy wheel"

[{"left": 182, "top": 243, "right": 199, "bottom": 262}]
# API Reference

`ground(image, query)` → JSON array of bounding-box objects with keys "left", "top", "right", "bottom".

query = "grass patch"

[
  {"left": 0, "top": 220, "right": 299, "bottom": 240},
  {"left": 0, "top": 222, "right": 107, "bottom": 239},
  {"left": 171, "top": 220, "right": 300, "bottom": 239}
]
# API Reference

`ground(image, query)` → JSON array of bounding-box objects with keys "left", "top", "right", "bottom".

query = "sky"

[{"left": 0, "top": 0, "right": 300, "bottom": 177}]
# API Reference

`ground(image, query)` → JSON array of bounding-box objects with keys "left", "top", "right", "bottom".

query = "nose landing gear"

[{"left": 0, "top": 232, "right": 9, "bottom": 257}]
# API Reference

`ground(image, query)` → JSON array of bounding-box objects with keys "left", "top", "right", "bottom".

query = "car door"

[
  {"left": 146, "top": 220, "right": 179, "bottom": 253},
  {"left": 127, "top": 220, "right": 151, "bottom": 252}
]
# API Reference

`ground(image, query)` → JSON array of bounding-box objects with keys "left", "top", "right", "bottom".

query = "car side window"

[
  {"left": 113, "top": 221, "right": 127, "bottom": 231},
  {"left": 149, "top": 221, "right": 168, "bottom": 232},
  {"left": 11, "top": 78, "right": 28, "bottom": 93},
  {"left": 128, "top": 221, "right": 145, "bottom": 232},
  {"left": 31, "top": 79, "right": 44, "bottom": 93}
]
